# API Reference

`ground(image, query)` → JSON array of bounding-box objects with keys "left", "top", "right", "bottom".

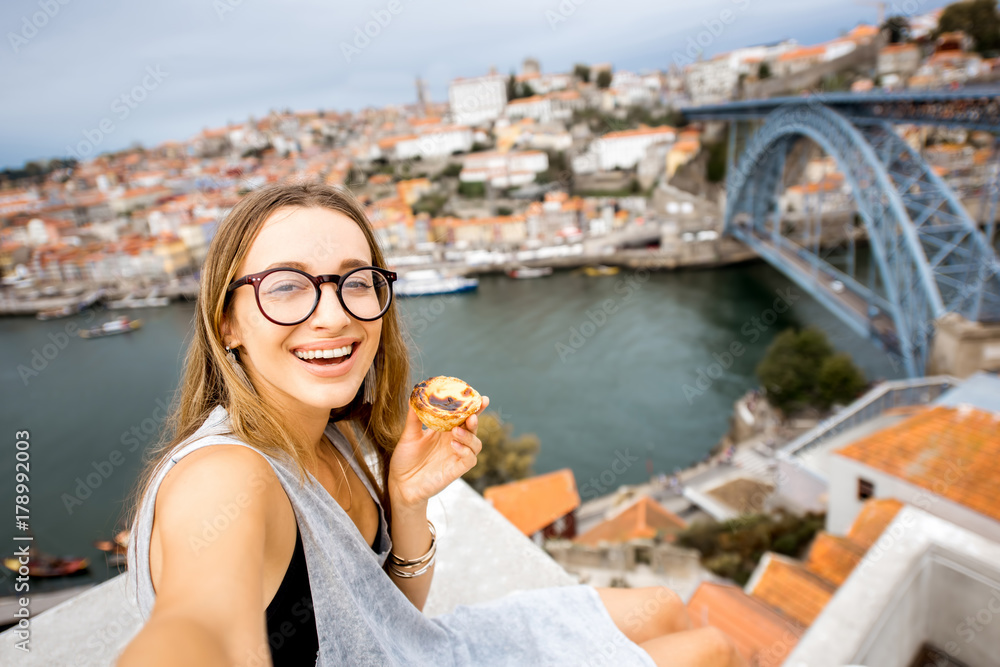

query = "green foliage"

[
  {"left": 881, "top": 15, "right": 911, "bottom": 43},
  {"left": 596, "top": 70, "right": 612, "bottom": 89},
  {"left": 706, "top": 140, "right": 728, "bottom": 183},
  {"left": 462, "top": 412, "right": 541, "bottom": 494},
  {"left": 458, "top": 180, "right": 486, "bottom": 198},
  {"left": 506, "top": 71, "right": 536, "bottom": 100},
  {"left": 936, "top": 0, "right": 1000, "bottom": 54},
  {"left": 676, "top": 511, "right": 825, "bottom": 586},
  {"left": 434, "top": 162, "right": 463, "bottom": 180},
  {"left": 817, "top": 72, "right": 851, "bottom": 92},
  {"left": 496, "top": 206, "right": 513, "bottom": 216},
  {"left": 758, "top": 62, "right": 772, "bottom": 79},
  {"left": 412, "top": 192, "right": 449, "bottom": 217},
  {"left": 817, "top": 353, "right": 868, "bottom": 410},
  {"left": 573, "top": 63, "right": 591, "bottom": 83},
  {"left": 756, "top": 326, "right": 866, "bottom": 414}
]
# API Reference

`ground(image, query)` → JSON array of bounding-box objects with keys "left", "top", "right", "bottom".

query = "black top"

[{"left": 266, "top": 521, "right": 381, "bottom": 665}]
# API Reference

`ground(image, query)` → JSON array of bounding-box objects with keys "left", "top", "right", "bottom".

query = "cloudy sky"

[{"left": 0, "top": 0, "right": 950, "bottom": 169}]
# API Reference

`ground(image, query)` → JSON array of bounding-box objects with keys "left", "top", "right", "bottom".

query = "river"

[{"left": 0, "top": 258, "right": 903, "bottom": 593}]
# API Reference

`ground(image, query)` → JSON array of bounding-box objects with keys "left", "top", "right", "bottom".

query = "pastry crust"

[{"left": 409, "top": 376, "right": 483, "bottom": 431}]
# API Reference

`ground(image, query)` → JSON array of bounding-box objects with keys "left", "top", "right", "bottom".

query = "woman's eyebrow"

[{"left": 263, "top": 258, "right": 371, "bottom": 272}]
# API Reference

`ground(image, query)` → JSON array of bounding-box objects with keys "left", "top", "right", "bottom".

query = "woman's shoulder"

[{"left": 158, "top": 442, "right": 284, "bottom": 517}]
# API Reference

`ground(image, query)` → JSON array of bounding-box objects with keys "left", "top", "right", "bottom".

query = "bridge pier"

[{"left": 927, "top": 313, "right": 1000, "bottom": 378}]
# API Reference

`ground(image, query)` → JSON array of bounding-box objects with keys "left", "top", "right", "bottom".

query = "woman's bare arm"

[
  {"left": 384, "top": 499, "right": 434, "bottom": 611},
  {"left": 117, "top": 446, "right": 285, "bottom": 667}
]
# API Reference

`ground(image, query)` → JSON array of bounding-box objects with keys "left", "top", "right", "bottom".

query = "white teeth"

[{"left": 294, "top": 344, "right": 353, "bottom": 360}]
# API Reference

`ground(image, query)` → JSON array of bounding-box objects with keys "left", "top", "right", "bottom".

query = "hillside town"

[{"left": 2, "top": 5, "right": 998, "bottom": 317}]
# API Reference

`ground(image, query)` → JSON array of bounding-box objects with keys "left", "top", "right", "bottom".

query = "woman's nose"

[{"left": 309, "top": 283, "right": 351, "bottom": 328}]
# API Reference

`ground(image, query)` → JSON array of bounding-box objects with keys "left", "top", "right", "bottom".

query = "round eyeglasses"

[{"left": 226, "top": 266, "right": 397, "bottom": 325}]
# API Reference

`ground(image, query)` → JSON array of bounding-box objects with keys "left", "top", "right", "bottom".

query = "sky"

[{"left": 0, "top": 0, "right": 953, "bottom": 169}]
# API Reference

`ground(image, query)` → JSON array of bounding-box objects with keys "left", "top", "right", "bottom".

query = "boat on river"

[
  {"left": 506, "top": 266, "right": 553, "bottom": 279},
  {"left": 3, "top": 547, "right": 90, "bottom": 578},
  {"left": 582, "top": 265, "right": 620, "bottom": 277},
  {"left": 78, "top": 316, "right": 143, "bottom": 338},
  {"left": 395, "top": 269, "right": 478, "bottom": 297}
]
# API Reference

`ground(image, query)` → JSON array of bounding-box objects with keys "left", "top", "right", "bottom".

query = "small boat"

[
  {"left": 395, "top": 269, "right": 478, "bottom": 297},
  {"left": 506, "top": 266, "right": 553, "bottom": 279},
  {"left": 3, "top": 547, "right": 90, "bottom": 578},
  {"left": 582, "top": 265, "right": 620, "bottom": 277},
  {"left": 36, "top": 304, "right": 81, "bottom": 320},
  {"left": 79, "top": 316, "right": 143, "bottom": 338}
]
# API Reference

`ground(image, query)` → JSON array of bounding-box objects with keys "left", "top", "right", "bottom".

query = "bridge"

[{"left": 685, "top": 89, "right": 1000, "bottom": 378}]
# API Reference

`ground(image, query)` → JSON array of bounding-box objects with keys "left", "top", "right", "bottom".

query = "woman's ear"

[{"left": 220, "top": 315, "right": 240, "bottom": 348}]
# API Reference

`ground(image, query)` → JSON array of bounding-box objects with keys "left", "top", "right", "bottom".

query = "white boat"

[
  {"left": 506, "top": 266, "right": 553, "bottom": 279},
  {"left": 395, "top": 269, "right": 478, "bottom": 297}
]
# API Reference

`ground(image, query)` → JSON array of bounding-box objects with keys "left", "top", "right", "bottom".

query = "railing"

[{"left": 776, "top": 375, "right": 960, "bottom": 462}]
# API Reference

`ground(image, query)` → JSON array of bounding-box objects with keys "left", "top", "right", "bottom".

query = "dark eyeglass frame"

[{"left": 225, "top": 265, "right": 397, "bottom": 325}]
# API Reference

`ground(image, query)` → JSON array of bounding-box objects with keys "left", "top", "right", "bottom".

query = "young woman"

[{"left": 119, "top": 182, "right": 744, "bottom": 667}]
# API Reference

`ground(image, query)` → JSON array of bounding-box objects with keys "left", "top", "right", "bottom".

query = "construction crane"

[{"left": 856, "top": 0, "right": 886, "bottom": 25}]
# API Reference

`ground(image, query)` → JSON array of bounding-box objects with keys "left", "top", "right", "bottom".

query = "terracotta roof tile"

[
  {"left": 845, "top": 498, "right": 903, "bottom": 550},
  {"left": 688, "top": 582, "right": 804, "bottom": 667},
  {"left": 748, "top": 554, "right": 835, "bottom": 626},
  {"left": 804, "top": 533, "right": 865, "bottom": 586},
  {"left": 836, "top": 406, "right": 1000, "bottom": 522},
  {"left": 574, "top": 495, "right": 686, "bottom": 546},
  {"left": 484, "top": 469, "right": 580, "bottom": 536}
]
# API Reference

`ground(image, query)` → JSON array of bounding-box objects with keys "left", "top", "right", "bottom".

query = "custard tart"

[{"left": 409, "top": 376, "right": 483, "bottom": 431}]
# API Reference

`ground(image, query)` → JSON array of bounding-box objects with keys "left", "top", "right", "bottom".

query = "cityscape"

[{"left": 2, "top": 0, "right": 1000, "bottom": 665}]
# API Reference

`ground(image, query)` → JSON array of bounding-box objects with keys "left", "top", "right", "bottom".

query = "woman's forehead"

[{"left": 243, "top": 206, "right": 371, "bottom": 272}]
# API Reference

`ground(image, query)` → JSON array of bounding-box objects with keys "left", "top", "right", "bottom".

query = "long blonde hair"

[{"left": 122, "top": 182, "right": 409, "bottom": 542}]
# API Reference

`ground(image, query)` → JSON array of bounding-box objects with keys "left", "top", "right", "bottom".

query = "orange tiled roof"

[
  {"left": 484, "top": 469, "right": 580, "bottom": 536},
  {"left": 749, "top": 554, "right": 835, "bottom": 626},
  {"left": 804, "top": 533, "right": 865, "bottom": 586},
  {"left": 688, "top": 582, "right": 803, "bottom": 667},
  {"left": 777, "top": 45, "right": 826, "bottom": 62},
  {"left": 836, "top": 406, "right": 1000, "bottom": 522},
  {"left": 845, "top": 498, "right": 903, "bottom": 550},
  {"left": 602, "top": 126, "right": 676, "bottom": 140},
  {"left": 574, "top": 495, "right": 686, "bottom": 546}
]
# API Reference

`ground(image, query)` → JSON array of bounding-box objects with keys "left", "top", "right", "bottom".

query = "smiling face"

[{"left": 221, "top": 205, "right": 382, "bottom": 420}]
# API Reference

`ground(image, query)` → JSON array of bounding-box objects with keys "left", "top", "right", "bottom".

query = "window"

[{"left": 858, "top": 478, "right": 875, "bottom": 500}]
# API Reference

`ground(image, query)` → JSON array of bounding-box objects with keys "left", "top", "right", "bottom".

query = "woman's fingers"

[{"left": 451, "top": 426, "right": 482, "bottom": 456}]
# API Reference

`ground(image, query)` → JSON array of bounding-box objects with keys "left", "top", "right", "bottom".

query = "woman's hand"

[{"left": 387, "top": 396, "right": 490, "bottom": 509}]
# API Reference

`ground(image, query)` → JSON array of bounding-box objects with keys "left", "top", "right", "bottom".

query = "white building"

[
  {"left": 394, "top": 125, "right": 474, "bottom": 160},
  {"left": 827, "top": 402, "right": 1000, "bottom": 544},
  {"left": 449, "top": 74, "right": 508, "bottom": 126},
  {"left": 459, "top": 150, "right": 548, "bottom": 188},
  {"left": 505, "top": 96, "right": 552, "bottom": 123},
  {"left": 581, "top": 126, "right": 677, "bottom": 171}
]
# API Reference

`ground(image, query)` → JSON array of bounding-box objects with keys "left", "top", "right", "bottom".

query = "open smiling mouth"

[{"left": 292, "top": 342, "right": 358, "bottom": 366}]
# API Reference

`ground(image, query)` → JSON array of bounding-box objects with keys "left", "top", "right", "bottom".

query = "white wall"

[{"left": 827, "top": 454, "right": 1000, "bottom": 543}]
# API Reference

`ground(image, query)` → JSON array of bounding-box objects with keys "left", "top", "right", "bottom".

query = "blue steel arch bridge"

[{"left": 685, "top": 89, "right": 1000, "bottom": 378}]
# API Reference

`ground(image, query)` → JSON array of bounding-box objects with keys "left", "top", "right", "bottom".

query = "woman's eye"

[{"left": 344, "top": 280, "right": 372, "bottom": 290}]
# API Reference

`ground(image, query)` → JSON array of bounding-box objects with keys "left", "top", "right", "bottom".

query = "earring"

[
  {"left": 226, "top": 344, "right": 252, "bottom": 388},
  {"left": 363, "top": 361, "right": 376, "bottom": 404}
]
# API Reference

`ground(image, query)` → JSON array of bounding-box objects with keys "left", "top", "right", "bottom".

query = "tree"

[
  {"left": 755, "top": 326, "right": 866, "bottom": 414},
  {"left": 461, "top": 412, "right": 540, "bottom": 494},
  {"left": 816, "top": 353, "right": 867, "bottom": 410},
  {"left": 706, "top": 140, "right": 727, "bottom": 183},
  {"left": 881, "top": 15, "right": 910, "bottom": 43},
  {"left": 596, "top": 70, "right": 612, "bottom": 89},
  {"left": 573, "top": 63, "right": 591, "bottom": 83},
  {"left": 936, "top": 0, "right": 1000, "bottom": 54},
  {"left": 506, "top": 72, "right": 517, "bottom": 102},
  {"left": 458, "top": 180, "right": 485, "bottom": 197},
  {"left": 758, "top": 62, "right": 772, "bottom": 79}
]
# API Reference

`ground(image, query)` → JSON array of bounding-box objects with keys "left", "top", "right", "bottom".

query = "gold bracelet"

[{"left": 387, "top": 520, "right": 436, "bottom": 577}]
